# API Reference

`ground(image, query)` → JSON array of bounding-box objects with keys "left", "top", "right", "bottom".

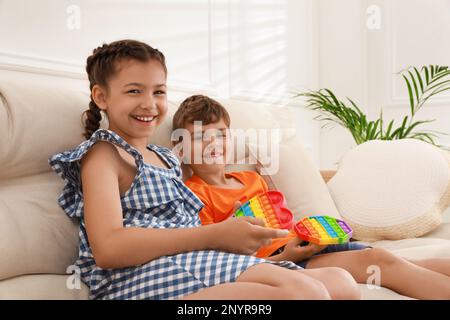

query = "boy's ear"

[{"left": 91, "top": 84, "right": 108, "bottom": 110}]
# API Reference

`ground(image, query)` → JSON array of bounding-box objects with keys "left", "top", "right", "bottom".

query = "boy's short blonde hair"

[{"left": 172, "top": 95, "right": 231, "bottom": 131}]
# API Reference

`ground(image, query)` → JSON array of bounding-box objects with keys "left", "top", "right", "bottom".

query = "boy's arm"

[
  {"left": 255, "top": 160, "right": 277, "bottom": 191},
  {"left": 264, "top": 239, "right": 327, "bottom": 263},
  {"left": 264, "top": 253, "right": 286, "bottom": 262}
]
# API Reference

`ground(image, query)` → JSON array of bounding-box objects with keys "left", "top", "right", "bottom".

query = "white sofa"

[{"left": 1, "top": 68, "right": 449, "bottom": 300}]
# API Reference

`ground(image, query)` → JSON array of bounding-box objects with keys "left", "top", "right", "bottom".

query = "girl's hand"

[
  {"left": 209, "top": 216, "right": 289, "bottom": 255},
  {"left": 277, "top": 238, "right": 327, "bottom": 263}
]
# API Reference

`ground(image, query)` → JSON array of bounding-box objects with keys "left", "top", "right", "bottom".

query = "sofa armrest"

[{"left": 320, "top": 170, "right": 336, "bottom": 183}]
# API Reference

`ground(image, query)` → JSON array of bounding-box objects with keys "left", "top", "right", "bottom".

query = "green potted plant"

[{"left": 296, "top": 65, "right": 450, "bottom": 148}]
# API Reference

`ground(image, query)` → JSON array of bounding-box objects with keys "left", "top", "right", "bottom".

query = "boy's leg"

[
  {"left": 305, "top": 247, "right": 450, "bottom": 300},
  {"left": 406, "top": 258, "right": 450, "bottom": 277},
  {"left": 183, "top": 263, "right": 331, "bottom": 300}
]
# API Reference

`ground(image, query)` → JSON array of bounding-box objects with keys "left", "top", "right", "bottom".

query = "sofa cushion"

[
  {"left": 0, "top": 274, "right": 89, "bottom": 300},
  {"left": 0, "top": 80, "right": 89, "bottom": 180},
  {"left": 358, "top": 284, "right": 413, "bottom": 300},
  {"left": 0, "top": 172, "right": 80, "bottom": 281},
  {"left": 421, "top": 221, "right": 450, "bottom": 240},
  {"left": 253, "top": 135, "right": 343, "bottom": 221},
  {"left": 328, "top": 139, "right": 450, "bottom": 241},
  {"left": 0, "top": 80, "right": 86, "bottom": 280}
]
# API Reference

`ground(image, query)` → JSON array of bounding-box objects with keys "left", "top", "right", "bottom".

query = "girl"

[{"left": 48, "top": 39, "right": 359, "bottom": 300}]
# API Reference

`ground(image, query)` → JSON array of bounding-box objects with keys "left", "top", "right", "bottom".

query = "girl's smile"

[
  {"left": 130, "top": 114, "right": 159, "bottom": 125},
  {"left": 92, "top": 58, "right": 168, "bottom": 150}
]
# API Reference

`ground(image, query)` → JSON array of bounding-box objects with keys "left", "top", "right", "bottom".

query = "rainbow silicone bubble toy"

[
  {"left": 294, "top": 216, "right": 353, "bottom": 245},
  {"left": 234, "top": 191, "right": 294, "bottom": 230}
]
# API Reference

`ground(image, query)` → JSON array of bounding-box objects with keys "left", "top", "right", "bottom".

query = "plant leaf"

[
  {"left": 403, "top": 120, "right": 435, "bottom": 138},
  {"left": 423, "top": 66, "right": 430, "bottom": 85},
  {"left": 413, "top": 67, "right": 424, "bottom": 93},
  {"left": 402, "top": 74, "right": 415, "bottom": 116},
  {"left": 408, "top": 70, "right": 420, "bottom": 111}
]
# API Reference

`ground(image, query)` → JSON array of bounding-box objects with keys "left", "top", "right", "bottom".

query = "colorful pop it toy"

[
  {"left": 294, "top": 215, "right": 353, "bottom": 245},
  {"left": 234, "top": 191, "right": 294, "bottom": 230}
]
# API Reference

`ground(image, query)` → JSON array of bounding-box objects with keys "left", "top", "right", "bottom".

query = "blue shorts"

[
  {"left": 271, "top": 242, "right": 371, "bottom": 268},
  {"left": 296, "top": 242, "right": 370, "bottom": 268}
]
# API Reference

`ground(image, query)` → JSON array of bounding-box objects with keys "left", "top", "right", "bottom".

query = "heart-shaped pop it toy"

[{"left": 234, "top": 191, "right": 294, "bottom": 230}]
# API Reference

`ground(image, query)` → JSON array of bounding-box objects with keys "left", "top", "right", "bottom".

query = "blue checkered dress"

[{"left": 48, "top": 129, "right": 300, "bottom": 300}]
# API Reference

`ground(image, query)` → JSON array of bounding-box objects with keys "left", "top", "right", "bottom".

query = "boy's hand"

[
  {"left": 233, "top": 201, "right": 242, "bottom": 214},
  {"left": 277, "top": 238, "right": 327, "bottom": 263}
]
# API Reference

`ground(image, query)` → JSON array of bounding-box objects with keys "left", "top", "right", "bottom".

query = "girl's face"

[{"left": 93, "top": 59, "right": 168, "bottom": 141}]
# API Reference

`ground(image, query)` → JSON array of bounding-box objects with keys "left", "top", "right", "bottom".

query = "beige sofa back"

[{"left": 0, "top": 77, "right": 86, "bottom": 280}]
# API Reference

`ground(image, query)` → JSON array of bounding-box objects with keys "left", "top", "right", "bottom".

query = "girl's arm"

[{"left": 81, "top": 142, "right": 285, "bottom": 269}]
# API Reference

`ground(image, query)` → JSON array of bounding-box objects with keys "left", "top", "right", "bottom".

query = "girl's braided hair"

[{"left": 82, "top": 39, "right": 167, "bottom": 139}]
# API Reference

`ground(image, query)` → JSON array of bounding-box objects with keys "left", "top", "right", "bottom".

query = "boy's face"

[{"left": 182, "top": 119, "right": 231, "bottom": 174}]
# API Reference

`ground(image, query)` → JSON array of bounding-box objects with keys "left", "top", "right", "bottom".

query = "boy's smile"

[{"left": 183, "top": 119, "right": 230, "bottom": 166}]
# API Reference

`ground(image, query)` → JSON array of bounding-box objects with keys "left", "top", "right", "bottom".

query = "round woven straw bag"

[{"left": 328, "top": 139, "right": 450, "bottom": 241}]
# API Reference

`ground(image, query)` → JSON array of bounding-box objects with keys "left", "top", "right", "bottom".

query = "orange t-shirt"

[{"left": 185, "top": 171, "right": 295, "bottom": 258}]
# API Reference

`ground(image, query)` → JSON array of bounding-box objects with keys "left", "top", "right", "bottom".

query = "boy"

[
  {"left": 172, "top": 94, "right": 450, "bottom": 299},
  {"left": 172, "top": 95, "right": 365, "bottom": 264}
]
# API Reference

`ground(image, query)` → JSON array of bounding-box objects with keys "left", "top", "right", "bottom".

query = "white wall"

[
  {"left": 319, "top": 0, "right": 450, "bottom": 169},
  {"left": 0, "top": 0, "right": 321, "bottom": 165},
  {"left": 1, "top": 0, "right": 449, "bottom": 169}
]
